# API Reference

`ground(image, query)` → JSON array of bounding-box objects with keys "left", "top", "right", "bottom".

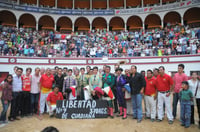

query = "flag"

[
  {"left": 103, "top": 86, "right": 115, "bottom": 100},
  {"left": 70, "top": 85, "right": 76, "bottom": 97},
  {"left": 94, "top": 87, "right": 104, "bottom": 98}
]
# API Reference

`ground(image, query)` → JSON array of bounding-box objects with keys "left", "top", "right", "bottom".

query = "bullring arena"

[{"left": 0, "top": 0, "right": 200, "bottom": 132}]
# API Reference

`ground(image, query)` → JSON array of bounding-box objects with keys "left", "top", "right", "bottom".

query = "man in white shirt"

[
  {"left": 30, "top": 67, "right": 41, "bottom": 115},
  {"left": 9, "top": 67, "right": 23, "bottom": 121}
]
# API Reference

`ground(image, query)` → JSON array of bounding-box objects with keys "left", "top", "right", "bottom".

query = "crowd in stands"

[{"left": 0, "top": 24, "right": 200, "bottom": 58}]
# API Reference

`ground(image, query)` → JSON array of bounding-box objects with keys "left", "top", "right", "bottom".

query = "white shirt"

[
  {"left": 12, "top": 74, "right": 22, "bottom": 92},
  {"left": 31, "top": 74, "right": 41, "bottom": 94},
  {"left": 188, "top": 79, "right": 200, "bottom": 99}
]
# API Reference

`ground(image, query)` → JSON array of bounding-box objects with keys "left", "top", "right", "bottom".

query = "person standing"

[
  {"left": 129, "top": 65, "right": 146, "bottom": 123},
  {"left": 102, "top": 66, "right": 115, "bottom": 118},
  {"left": 89, "top": 67, "right": 102, "bottom": 100},
  {"left": 188, "top": 72, "right": 200, "bottom": 127},
  {"left": 156, "top": 66, "right": 174, "bottom": 124},
  {"left": 115, "top": 68, "right": 127, "bottom": 119},
  {"left": 30, "top": 67, "right": 41, "bottom": 115},
  {"left": 62, "top": 69, "right": 77, "bottom": 100},
  {"left": 54, "top": 68, "right": 64, "bottom": 92},
  {"left": 124, "top": 69, "right": 132, "bottom": 116},
  {"left": 9, "top": 67, "right": 23, "bottom": 121},
  {"left": 39, "top": 68, "right": 54, "bottom": 118},
  {"left": 21, "top": 68, "right": 32, "bottom": 117},
  {"left": 0, "top": 75, "right": 13, "bottom": 124},
  {"left": 144, "top": 70, "right": 157, "bottom": 122},
  {"left": 180, "top": 81, "right": 193, "bottom": 128},
  {"left": 172, "top": 64, "right": 188, "bottom": 119},
  {"left": 77, "top": 68, "right": 88, "bottom": 100}
]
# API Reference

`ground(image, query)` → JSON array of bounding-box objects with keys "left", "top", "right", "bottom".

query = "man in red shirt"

[
  {"left": 172, "top": 64, "right": 188, "bottom": 119},
  {"left": 156, "top": 66, "right": 174, "bottom": 124},
  {"left": 21, "top": 67, "right": 32, "bottom": 117},
  {"left": 39, "top": 68, "right": 54, "bottom": 118},
  {"left": 144, "top": 70, "right": 157, "bottom": 122},
  {"left": 47, "top": 86, "right": 63, "bottom": 117}
]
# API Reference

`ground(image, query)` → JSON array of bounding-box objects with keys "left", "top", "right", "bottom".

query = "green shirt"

[
  {"left": 102, "top": 73, "right": 115, "bottom": 88},
  {"left": 179, "top": 89, "right": 193, "bottom": 101}
]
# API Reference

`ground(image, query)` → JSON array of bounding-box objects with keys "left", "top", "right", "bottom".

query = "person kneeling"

[{"left": 46, "top": 86, "right": 63, "bottom": 117}]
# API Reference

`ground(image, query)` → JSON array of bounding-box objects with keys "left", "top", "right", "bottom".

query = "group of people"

[
  {"left": 0, "top": 24, "right": 200, "bottom": 58},
  {"left": 0, "top": 64, "right": 200, "bottom": 129}
]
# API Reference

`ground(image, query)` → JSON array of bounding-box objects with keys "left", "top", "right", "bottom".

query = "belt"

[{"left": 158, "top": 90, "right": 170, "bottom": 94}]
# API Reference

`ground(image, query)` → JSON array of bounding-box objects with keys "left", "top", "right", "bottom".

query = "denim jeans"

[
  {"left": 180, "top": 101, "right": 191, "bottom": 127},
  {"left": 31, "top": 93, "right": 39, "bottom": 114},
  {"left": 0, "top": 99, "right": 10, "bottom": 121},
  {"left": 131, "top": 94, "right": 143, "bottom": 120},
  {"left": 172, "top": 93, "right": 179, "bottom": 118}
]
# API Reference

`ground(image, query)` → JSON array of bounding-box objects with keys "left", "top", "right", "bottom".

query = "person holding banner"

[
  {"left": 102, "top": 66, "right": 115, "bottom": 118},
  {"left": 89, "top": 67, "right": 102, "bottom": 100},
  {"left": 46, "top": 86, "right": 63, "bottom": 117},
  {"left": 115, "top": 68, "right": 127, "bottom": 119},
  {"left": 77, "top": 68, "right": 89, "bottom": 100},
  {"left": 62, "top": 69, "right": 77, "bottom": 100}
]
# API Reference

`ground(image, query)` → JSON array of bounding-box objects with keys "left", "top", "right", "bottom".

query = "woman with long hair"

[{"left": 0, "top": 74, "right": 13, "bottom": 124}]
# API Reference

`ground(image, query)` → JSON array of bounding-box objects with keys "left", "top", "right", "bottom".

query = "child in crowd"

[{"left": 179, "top": 81, "right": 193, "bottom": 128}]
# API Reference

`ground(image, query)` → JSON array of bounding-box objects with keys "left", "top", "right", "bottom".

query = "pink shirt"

[{"left": 173, "top": 73, "right": 188, "bottom": 93}]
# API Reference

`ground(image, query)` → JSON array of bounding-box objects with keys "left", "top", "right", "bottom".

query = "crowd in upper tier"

[{"left": 0, "top": 24, "right": 200, "bottom": 58}]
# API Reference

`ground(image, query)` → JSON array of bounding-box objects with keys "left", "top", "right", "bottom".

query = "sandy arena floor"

[{"left": 0, "top": 92, "right": 199, "bottom": 132}]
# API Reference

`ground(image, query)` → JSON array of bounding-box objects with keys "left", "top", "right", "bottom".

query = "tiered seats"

[
  {"left": 144, "top": 0, "right": 159, "bottom": 5},
  {"left": 57, "top": 17, "right": 72, "bottom": 31},
  {"left": 127, "top": 16, "right": 143, "bottom": 30},
  {"left": 19, "top": 14, "right": 36, "bottom": 28},
  {"left": 127, "top": 0, "right": 141, "bottom": 7},
  {"left": 39, "top": 0, "right": 55, "bottom": 7},
  {"left": 110, "top": 17, "right": 124, "bottom": 31},
  {"left": 20, "top": 0, "right": 37, "bottom": 5},
  {"left": 75, "top": 18, "right": 90, "bottom": 31},
  {"left": 162, "top": 0, "right": 177, "bottom": 3},
  {"left": 109, "top": 0, "right": 124, "bottom": 8},
  {"left": 92, "top": 0, "right": 107, "bottom": 9},
  {"left": 145, "top": 14, "right": 161, "bottom": 29},
  {"left": 39, "top": 16, "right": 54, "bottom": 30},
  {"left": 75, "top": 0, "right": 90, "bottom": 9},
  {"left": 92, "top": 18, "right": 107, "bottom": 30},
  {"left": 57, "top": 0, "right": 72, "bottom": 8}
]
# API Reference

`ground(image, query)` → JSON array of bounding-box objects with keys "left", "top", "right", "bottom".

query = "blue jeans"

[
  {"left": 180, "top": 101, "right": 191, "bottom": 127},
  {"left": 31, "top": 93, "right": 39, "bottom": 114},
  {"left": 0, "top": 99, "right": 10, "bottom": 121},
  {"left": 172, "top": 93, "right": 179, "bottom": 118},
  {"left": 131, "top": 94, "right": 143, "bottom": 120}
]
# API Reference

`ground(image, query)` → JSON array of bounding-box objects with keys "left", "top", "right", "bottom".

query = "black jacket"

[{"left": 128, "top": 72, "right": 146, "bottom": 95}]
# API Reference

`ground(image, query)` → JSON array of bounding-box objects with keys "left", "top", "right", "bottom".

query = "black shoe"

[
  {"left": 122, "top": 116, "right": 127, "bottom": 120},
  {"left": 137, "top": 119, "right": 142, "bottom": 123},
  {"left": 145, "top": 116, "right": 150, "bottom": 120},
  {"left": 157, "top": 119, "right": 162, "bottom": 122},
  {"left": 180, "top": 124, "right": 185, "bottom": 126},
  {"left": 168, "top": 120, "right": 173, "bottom": 124},
  {"left": 132, "top": 117, "right": 137, "bottom": 119},
  {"left": 9, "top": 117, "right": 15, "bottom": 121}
]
